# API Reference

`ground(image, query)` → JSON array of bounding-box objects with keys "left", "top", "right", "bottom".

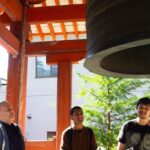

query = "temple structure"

[{"left": 0, "top": 0, "right": 86, "bottom": 149}]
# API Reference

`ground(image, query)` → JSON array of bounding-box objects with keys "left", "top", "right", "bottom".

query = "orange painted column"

[
  {"left": 7, "top": 19, "right": 29, "bottom": 135},
  {"left": 56, "top": 61, "right": 72, "bottom": 150},
  {"left": 7, "top": 54, "right": 20, "bottom": 122}
]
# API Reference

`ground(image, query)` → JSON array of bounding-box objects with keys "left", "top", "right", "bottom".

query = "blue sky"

[{"left": 0, "top": 45, "right": 8, "bottom": 79}]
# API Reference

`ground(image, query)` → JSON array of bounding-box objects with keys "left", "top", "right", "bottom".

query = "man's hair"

[
  {"left": 0, "top": 101, "right": 9, "bottom": 108},
  {"left": 136, "top": 97, "right": 150, "bottom": 108},
  {"left": 70, "top": 106, "right": 83, "bottom": 116}
]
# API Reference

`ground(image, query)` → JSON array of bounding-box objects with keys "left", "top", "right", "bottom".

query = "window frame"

[{"left": 35, "top": 57, "right": 58, "bottom": 78}]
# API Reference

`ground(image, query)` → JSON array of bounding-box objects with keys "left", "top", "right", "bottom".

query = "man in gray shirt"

[{"left": 117, "top": 97, "right": 150, "bottom": 150}]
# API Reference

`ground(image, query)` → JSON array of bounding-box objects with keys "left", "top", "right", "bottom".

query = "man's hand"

[{"left": 117, "top": 142, "right": 125, "bottom": 150}]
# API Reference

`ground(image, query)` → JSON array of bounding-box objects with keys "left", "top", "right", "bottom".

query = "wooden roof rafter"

[
  {"left": 48, "top": 23, "right": 56, "bottom": 41},
  {"left": 68, "top": 0, "right": 73, "bottom": 5},
  {"left": 55, "top": 0, "right": 60, "bottom": 5},
  {"left": 73, "top": 22, "right": 79, "bottom": 39},
  {"left": 61, "top": 23, "right": 67, "bottom": 40},
  {"left": 29, "top": 31, "right": 86, "bottom": 39},
  {"left": 36, "top": 24, "right": 45, "bottom": 41},
  {"left": 41, "top": 1, "right": 46, "bottom": 6}
]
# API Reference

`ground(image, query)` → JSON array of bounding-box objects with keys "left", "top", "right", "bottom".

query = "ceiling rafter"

[
  {"left": 29, "top": 31, "right": 86, "bottom": 37},
  {"left": 61, "top": 23, "right": 67, "bottom": 40},
  {"left": 36, "top": 24, "right": 45, "bottom": 41},
  {"left": 68, "top": 0, "right": 73, "bottom": 4},
  {"left": 73, "top": 22, "right": 79, "bottom": 39},
  {"left": 55, "top": 0, "right": 60, "bottom": 5},
  {"left": 41, "top": 1, "right": 46, "bottom": 6},
  {"left": 48, "top": 23, "right": 56, "bottom": 41},
  {"left": 30, "top": 31, "right": 86, "bottom": 35},
  {"left": 0, "top": 0, "right": 22, "bottom": 21},
  {"left": 83, "top": 0, "right": 86, "bottom": 4}
]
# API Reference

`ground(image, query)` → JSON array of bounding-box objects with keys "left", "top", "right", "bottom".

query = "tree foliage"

[{"left": 77, "top": 74, "right": 150, "bottom": 150}]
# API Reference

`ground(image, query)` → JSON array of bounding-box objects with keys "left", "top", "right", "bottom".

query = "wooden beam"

[
  {"left": 25, "top": 140, "right": 56, "bottom": 150},
  {"left": 36, "top": 24, "right": 45, "bottom": 41},
  {"left": 0, "top": 7, "right": 4, "bottom": 14},
  {"left": 0, "top": 13, "right": 12, "bottom": 24},
  {"left": 73, "top": 22, "right": 79, "bottom": 39},
  {"left": 26, "top": 39, "right": 86, "bottom": 55},
  {"left": 1, "top": 4, "right": 86, "bottom": 24},
  {"left": 0, "top": 0, "right": 22, "bottom": 21},
  {"left": 68, "top": 0, "right": 73, "bottom": 4},
  {"left": 0, "top": 22, "right": 19, "bottom": 54},
  {"left": 55, "top": 0, "right": 60, "bottom": 5},
  {"left": 48, "top": 23, "right": 56, "bottom": 41},
  {"left": 61, "top": 23, "right": 67, "bottom": 40},
  {"left": 46, "top": 51, "right": 86, "bottom": 64},
  {"left": 27, "top": 4, "right": 85, "bottom": 23},
  {"left": 29, "top": 31, "right": 86, "bottom": 37},
  {"left": 83, "top": 0, "right": 86, "bottom": 4},
  {"left": 7, "top": 22, "right": 29, "bottom": 134}
]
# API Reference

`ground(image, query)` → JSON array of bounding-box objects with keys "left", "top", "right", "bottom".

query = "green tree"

[{"left": 77, "top": 74, "right": 150, "bottom": 150}]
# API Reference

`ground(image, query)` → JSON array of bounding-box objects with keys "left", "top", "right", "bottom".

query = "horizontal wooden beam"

[
  {"left": 0, "top": 22, "right": 19, "bottom": 54},
  {"left": 0, "top": 4, "right": 86, "bottom": 24},
  {"left": 46, "top": 51, "right": 86, "bottom": 64},
  {"left": 26, "top": 39, "right": 86, "bottom": 56},
  {"left": 0, "top": 13, "right": 12, "bottom": 24},
  {"left": 25, "top": 140, "right": 56, "bottom": 150},
  {"left": 0, "top": 0, "right": 22, "bottom": 21},
  {"left": 27, "top": 4, "right": 85, "bottom": 23}
]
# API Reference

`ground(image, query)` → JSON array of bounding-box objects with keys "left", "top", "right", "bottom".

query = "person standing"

[
  {"left": 117, "top": 97, "right": 150, "bottom": 150},
  {"left": 60, "top": 106, "right": 97, "bottom": 150},
  {"left": 0, "top": 101, "right": 25, "bottom": 150}
]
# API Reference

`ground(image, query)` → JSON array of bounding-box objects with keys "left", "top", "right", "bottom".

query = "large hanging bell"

[{"left": 85, "top": 0, "right": 150, "bottom": 78}]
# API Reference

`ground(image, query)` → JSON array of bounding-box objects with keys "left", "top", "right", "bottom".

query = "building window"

[
  {"left": 47, "top": 131, "right": 56, "bottom": 141},
  {"left": 36, "top": 57, "right": 58, "bottom": 78}
]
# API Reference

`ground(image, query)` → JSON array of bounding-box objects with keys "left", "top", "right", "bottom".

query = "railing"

[{"left": 25, "top": 140, "right": 56, "bottom": 150}]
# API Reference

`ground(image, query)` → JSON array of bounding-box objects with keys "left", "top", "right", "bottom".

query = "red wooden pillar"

[
  {"left": 6, "top": 8, "right": 29, "bottom": 134},
  {"left": 56, "top": 61, "right": 72, "bottom": 150}
]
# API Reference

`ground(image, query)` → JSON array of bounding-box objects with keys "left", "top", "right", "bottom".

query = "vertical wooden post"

[
  {"left": 56, "top": 61, "right": 72, "bottom": 150},
  {"left": 7, "top": 54, "right": 20, "bottom": 122},
  {"left": 7, "top": 2, "right": 29, "bottom": 134}
]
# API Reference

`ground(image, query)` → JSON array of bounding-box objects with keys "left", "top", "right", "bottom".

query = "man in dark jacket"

[{"left": 0, "top": 101, "right": 25, "bottom": 150}]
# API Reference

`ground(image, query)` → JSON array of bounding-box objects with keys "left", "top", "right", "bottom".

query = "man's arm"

[
  {"left": 117, "top": 123, "right": 127, "bottom": 150},
  {"left": 117, "top": 142, "right": 125, "bottom": 150},
  {"left": 89, "top": 129, "right": 97, "bottom": 150},
  {"left": 0, "top": 129, "right": 3, "bottom": 149},
  {"left": 60, "top": 131, "right": 70, "bottom": 150}
]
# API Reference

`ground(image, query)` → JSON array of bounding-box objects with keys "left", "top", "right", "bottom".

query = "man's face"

[
  {"left": 0, "top": 102, "right": 15, "bottom": 124},
  {"left": 137, "top": 104, "right": 150, "bottom": 120},
  {"left": 71, "top": 109, "right": 84, "bottom": 124}
]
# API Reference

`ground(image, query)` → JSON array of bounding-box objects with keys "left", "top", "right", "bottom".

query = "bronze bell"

[{"left": 84, "top": 0, "right": 150, "bottom": 78}]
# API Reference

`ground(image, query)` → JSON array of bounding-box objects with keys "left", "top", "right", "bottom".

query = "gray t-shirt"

[{"left": 118, "top": 119, "right": 150, "bottom": 150}]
